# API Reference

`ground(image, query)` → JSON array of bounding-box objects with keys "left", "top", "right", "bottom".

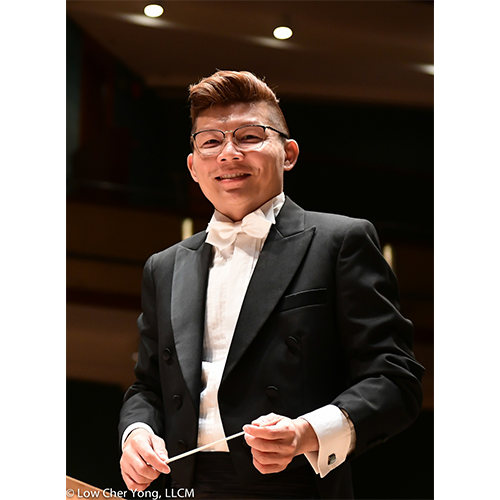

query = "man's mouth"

[{"left": 216, "top": 172, "right": 250, "bottom": 180}]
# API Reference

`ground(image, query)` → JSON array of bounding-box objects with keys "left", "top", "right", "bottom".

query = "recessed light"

[
  {"left": 418, "top": 64, "right": 434, "bottom": 75},
  {"left": 273, "top": 26, "right": 293, "bottom": 40},
  {"left": 144, "top": 4, "right": 164, "bottom": 18}
]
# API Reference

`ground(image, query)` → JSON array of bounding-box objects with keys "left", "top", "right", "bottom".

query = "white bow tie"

[{"left": 206, "top": 211, "right": 273, "bottom": 250}]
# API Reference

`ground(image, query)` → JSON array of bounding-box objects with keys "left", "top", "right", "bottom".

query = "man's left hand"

[{"left": 243, "top": 413, "right": 319, "bottom": 474}]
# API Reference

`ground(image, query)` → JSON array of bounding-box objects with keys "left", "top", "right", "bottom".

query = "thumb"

[
  {"left": 150, "top": 435, "right": 169, "bottom": 465},
  {"left": 251, "top": 413, "right": 283, "bottom": 427}
]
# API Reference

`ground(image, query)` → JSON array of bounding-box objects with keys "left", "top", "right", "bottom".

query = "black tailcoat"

[{"left": 119, "top": 197, "right": 424, "bottom": 498}]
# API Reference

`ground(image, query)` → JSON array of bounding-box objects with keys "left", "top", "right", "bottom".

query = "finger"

[
  {"left": 243, "top": 420, "right": 294, "bottom": 440},
  {"left": 124, "top": 430, "right": 170, "bottom": 474},
  {"left": 126, "top": 434, "right": 170, "bottom": 475},
  {"left": 122, "top": 471, "right": 151, "bottom": 492},
  {"left": 145, "top": 436, "right": 171, "bottom": 474},
  {"left": 250, "top": 413, "right": 283, "bottom": 427},
  {"left": 121, "top": 449, "right": 161, "bottom": 483},
  {"left": 251, "top": 448, "right": 291, "bottom": 465},
  {"left": 152, "top": 436, "right": 170, "bottom": 474},
  {"left": 243, "top": 424, "right": 280, "bottom": 439},
  {"left": 122, "top": 463, "right": 159, "bottom": 488},
  {"left": 252, "top": 455, "right": 288, "bottom": 475},
  {"left": 245, "top": 434, "right": 295, "bottom": 454},
  {"left": 151, "top": 435, "right": 169, "bottom": 461}
]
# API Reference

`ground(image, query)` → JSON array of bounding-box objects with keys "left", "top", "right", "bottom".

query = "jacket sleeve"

[
  {"left": 332, "top": 219, "right": 425, "bottom": 458},
  {"left": 118, "top": 254, "right": 165, "bottom": 445}
]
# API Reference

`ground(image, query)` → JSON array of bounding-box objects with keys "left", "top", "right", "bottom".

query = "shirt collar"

[{"left": 207, "top": 192, "right": 285, "bottom": 229}]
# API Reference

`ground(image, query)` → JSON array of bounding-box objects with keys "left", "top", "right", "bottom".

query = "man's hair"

[{"left": 188, "top": 70, "right": 289, "bottom": 135}]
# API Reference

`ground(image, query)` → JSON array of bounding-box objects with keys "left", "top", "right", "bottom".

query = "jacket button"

[
  {"left": 173, "top": 394, "right": 182, "bottom": 409},
  {"left": 163, "top": 348, "right": 172, "bottom": 362},
  {"left": 285, "top": 336, "right": 299, "bottom": 351},
  {"left": 177, "top": 440, "right": 187, "bottom": 453},
  {"left": 266, "top": 386, "right": 279, "bottom": 398}
]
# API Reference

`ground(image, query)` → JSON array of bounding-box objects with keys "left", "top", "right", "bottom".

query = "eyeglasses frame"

[{"left": 190, "top": 124, "right": 289, "bottom": 156}]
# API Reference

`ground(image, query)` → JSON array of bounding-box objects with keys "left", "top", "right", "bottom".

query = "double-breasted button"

[
  {"left": 162, "top": 348, "right": 172, "bottom": 362},
  {"left": 266, "top": 386, "right": 279, "bottom": 398},
  {"left": 285, "top": 336, "right": 299, "bottom": 351},
  {"left": 177, "top": 440, "right": 187, "bottom": 453},
  {"left": 172, "top": 394, "right": 182, "bottom": 409}
]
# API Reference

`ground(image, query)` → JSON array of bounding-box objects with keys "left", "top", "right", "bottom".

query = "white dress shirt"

[
  {"left": 197, "top": 193, "right": 283, "bottom": 450},
  {"left": 122, "top": 192, "right": 355, "bottom": 478}
]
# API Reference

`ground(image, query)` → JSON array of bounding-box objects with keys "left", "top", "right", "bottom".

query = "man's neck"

[{"left": 214, "top": 193, "right": 284, "bottom": 222}]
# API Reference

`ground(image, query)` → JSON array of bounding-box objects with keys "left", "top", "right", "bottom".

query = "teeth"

[{"left": 219, "top": 173, "right": 247, "bottom": 179}]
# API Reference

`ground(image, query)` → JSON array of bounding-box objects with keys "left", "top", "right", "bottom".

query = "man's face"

[{"left": 187, "top": 102, "right": 299, "bottom": 221}]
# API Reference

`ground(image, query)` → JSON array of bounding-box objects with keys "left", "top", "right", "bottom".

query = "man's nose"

[{"left": 217, "top": 137, "right": 243, "bottom": 162}]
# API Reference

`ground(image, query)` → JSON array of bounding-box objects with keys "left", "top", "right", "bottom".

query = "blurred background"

[{"left": 66, "top": 1, "right": 433, "bottom": 498}]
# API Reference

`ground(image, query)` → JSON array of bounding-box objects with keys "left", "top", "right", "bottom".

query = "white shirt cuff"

[
  {"left": 121, "top": 422, "right": 155, "bottom": 450},
  {"left": 300, "top": 405, "right": 355, "bottom": 478}
]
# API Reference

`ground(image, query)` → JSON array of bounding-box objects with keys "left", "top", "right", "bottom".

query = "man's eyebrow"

[{"left": 197, "top": 121, "right": 263, "bottom": 132}]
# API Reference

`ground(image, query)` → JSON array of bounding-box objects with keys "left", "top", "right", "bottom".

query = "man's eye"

[
  {"left": 238, "top": 134, "right": 262, "bottom": 143},
  {"left": 202, "top": 138, "right": 222, "bottom": 147},
  {"left": 197, "top": 134, "right": 223, "bottom": 149}
]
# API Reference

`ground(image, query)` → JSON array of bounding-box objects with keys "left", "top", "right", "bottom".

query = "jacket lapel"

[
  {"left": 171, "top": 233, "right": 212, "bottom": 408},
  {"left": 221, "top": 198, "right": 315, "bottom": 382}
]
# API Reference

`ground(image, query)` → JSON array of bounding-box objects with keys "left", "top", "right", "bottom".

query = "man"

[{"left": 119, "top": 70, "right": 424, "bottom": 499}]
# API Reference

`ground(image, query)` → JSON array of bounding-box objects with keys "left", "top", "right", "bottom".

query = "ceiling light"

[
  {"left": 273, "top": 26, "right": 293, "bottom": 40},
  {"left": 415, "top": 64, "right": 434, "bottom": 75},
  {"left": 144, "top": 4, "right": 164, "bottom": 18},
  {"left": 421, "top": 64, "right": 434, "bottom": 75}
]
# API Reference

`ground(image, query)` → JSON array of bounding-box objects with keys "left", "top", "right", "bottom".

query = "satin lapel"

[
  {"left": 171, "top": 236, "right": 212, "bottom": 407},
  {"left": 221, "top": 198, "right": 315, "bottom": 382}
]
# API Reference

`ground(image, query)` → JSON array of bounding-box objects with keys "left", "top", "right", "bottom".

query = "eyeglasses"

[{"left": 191, "top": 124, "right": 289, "bottom": 156}]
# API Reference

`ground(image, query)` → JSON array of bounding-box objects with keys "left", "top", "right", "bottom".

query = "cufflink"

[{"left": 328, "top": 453, "right": 336, "bottom": 466}]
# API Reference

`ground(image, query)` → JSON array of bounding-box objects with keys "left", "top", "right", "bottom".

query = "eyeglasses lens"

[{"left": 195, "top": 126, "right": 267, "bottom": 155}]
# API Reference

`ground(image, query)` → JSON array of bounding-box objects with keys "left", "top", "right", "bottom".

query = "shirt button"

[
  {"left": 328, "top": 453, "right": 336, "bottom": 465},
  {"left": 266, "top": 386, "right": 279, "bottom": 398}
]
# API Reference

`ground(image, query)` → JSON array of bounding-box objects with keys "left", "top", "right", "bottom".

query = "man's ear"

[
  {"left": 284, "top": 140, "right": 299, "bottom": 171},
  {"left": 187, "top": 153, "right": 199, "bottom": 183}
]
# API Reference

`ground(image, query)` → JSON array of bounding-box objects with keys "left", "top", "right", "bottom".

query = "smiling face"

[{"left": 187, "top": 102, "right": 299, "bottom": 221}]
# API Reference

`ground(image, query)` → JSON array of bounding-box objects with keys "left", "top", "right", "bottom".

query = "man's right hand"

[{"left": 120, "top": 428, "right": 171, "bottom": 491}]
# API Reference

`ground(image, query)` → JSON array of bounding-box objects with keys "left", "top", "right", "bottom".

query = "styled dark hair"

[{"left": 188, "top": 70, "right": 289, "bottom": 135}]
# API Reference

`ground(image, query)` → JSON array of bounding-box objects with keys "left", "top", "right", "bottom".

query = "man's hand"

[
  {"left": 120, "top": 429, "right": 171, "bottom": 491},
  {"left": 243, "top": 413, "right": 319, "bottom": 474}
]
